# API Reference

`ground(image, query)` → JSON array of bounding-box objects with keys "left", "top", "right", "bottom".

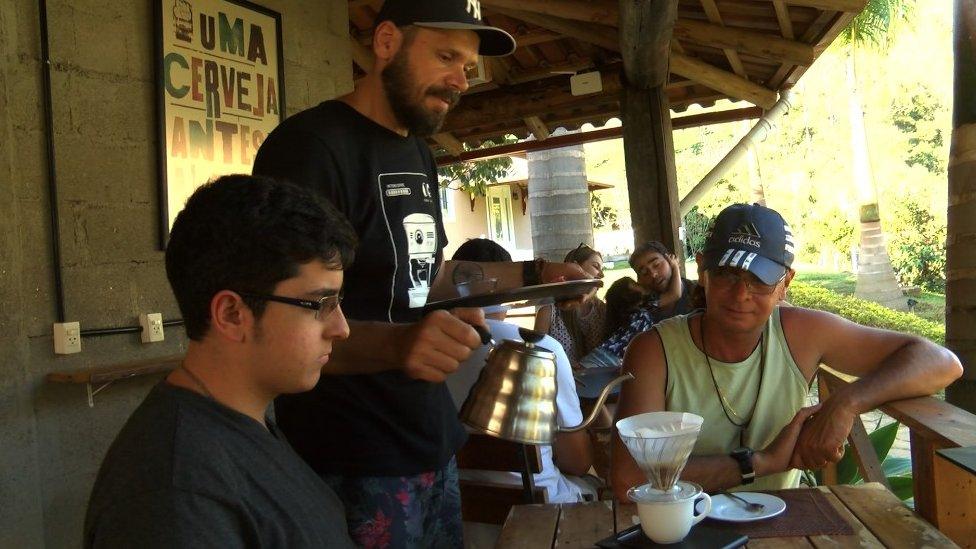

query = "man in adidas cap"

[
  {"left": 700, "top": 202, "right": 795, "bottom": 287},
  {"left": 612, "top": 203, "right": 961, "bottom": 498}
]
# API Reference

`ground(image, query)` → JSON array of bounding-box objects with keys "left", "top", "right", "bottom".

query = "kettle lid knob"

[{"left": 518, "top": 327, "right": 546, "bottom": 346}]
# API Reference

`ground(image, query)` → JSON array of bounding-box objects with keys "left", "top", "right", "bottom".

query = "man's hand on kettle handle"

[
  {"left": 538, "top": 262, "right": 591, "bottom": 310},
  {"left": 399, "top": 308, "right": 487, "bottom": 383}
]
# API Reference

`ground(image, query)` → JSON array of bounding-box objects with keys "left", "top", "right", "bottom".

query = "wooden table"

[{"left": 497, "top": 483, "right": 959, "bottom": 548}]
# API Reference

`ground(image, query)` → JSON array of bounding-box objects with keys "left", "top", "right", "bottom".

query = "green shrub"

[
  {"left": 788, "top": 281, "right": 944, "bottom": 344},
  {"left": 887, "top": 201, "right": 946, "bottom": 293}
]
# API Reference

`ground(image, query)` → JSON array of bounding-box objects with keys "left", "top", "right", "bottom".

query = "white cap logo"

[{"left": 467, "top": 0, "right": 482, "bottom": 20}]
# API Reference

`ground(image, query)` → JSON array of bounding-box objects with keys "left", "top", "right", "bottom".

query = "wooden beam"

[
  {"left": 781, "top": 0, "right": 867, "bottom": 11},
  {"left": 481, "top": 0, "right": 618, "bottom": 26},
  {"left": 619, "top": 0, "right": 677, "bottom": 89},
  {"left": 442, "top": 70, "right": 624, "bottom": 133},
  {"left": 432, "top": 133, "right": 465, "bottom": 156},
  {"left": 622, "top": 85, "right": 682, "bottom": 257},
  {"left": 485, "top": 57, "right": 512, "bottom": 85},
  {"left": 523, "top": 116, "right": 550, "bottom": 140},
  {"left": 670, "top": 52, "right": 778, "bottom": 108},
  {"left": 350, "top": 35, "right": 374, "bottom": 72},
  {"left": 773, "top": 0, "right": 796, "bottom": 40},
  {"left": 673, "top": 19, "right": 815, "bottom": 66},
  {"left": 435, "top": 107, "right": 763, "bottom": 165},
  {"left": 510, "top": 28, "right": 562, "bottom": 47},
  {"left": 505, "top": 58, "right": 594, "bottom": 85},
  {"left": 699, "top": 0, "right": 747, "bottom": 77},
  {"left": 491, "top": 7, "right": 619, "bottom": 52}
]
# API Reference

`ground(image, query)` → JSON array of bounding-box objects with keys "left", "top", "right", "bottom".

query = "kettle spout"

[{"left": 559, "top": 372, "right": 635, "bottom": 433}]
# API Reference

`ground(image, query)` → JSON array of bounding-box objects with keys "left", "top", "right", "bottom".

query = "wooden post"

[
  {"left": 619, "top": 0, "right": 682, "bottom": 256},
  {"left": 947, "top": 0, "right": 976, "bottom": 413}
]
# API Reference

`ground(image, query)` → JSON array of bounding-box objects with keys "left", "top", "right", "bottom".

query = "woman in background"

[{"left": 535, "top": 244, "right": 606, "bottom": 368}]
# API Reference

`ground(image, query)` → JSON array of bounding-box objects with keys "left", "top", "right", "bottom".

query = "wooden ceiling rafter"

[
  {"left": 523, "top": 116, "right": 550, "bottom": 140},
  {"left": 345, "top": 0, "right": 868, "bottom": 155},
  {"left": 698, "top": 0, "right": 747, "bottom": 77},
  {"left": 436, "top": 106, "right": 765, "bottom": 165}
]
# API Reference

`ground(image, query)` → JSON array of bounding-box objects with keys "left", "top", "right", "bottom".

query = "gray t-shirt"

[{"left": 84, "top": 382, "right": 354, "bottom": 548}]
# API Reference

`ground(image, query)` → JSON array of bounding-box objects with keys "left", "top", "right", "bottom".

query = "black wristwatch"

[{"left": 730, "top": 447, "right": 756, "bottom": 485}]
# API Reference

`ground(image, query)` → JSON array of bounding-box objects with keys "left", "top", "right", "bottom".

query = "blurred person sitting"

[
  {"left": 535, "top": 244, "right": 607, "bottom": 368},
  {"left": 446, "top": 239, "right": 599, "bottom": 503},
  {"left": 629, "top": 240, "right": 697, "bottom": 321}
]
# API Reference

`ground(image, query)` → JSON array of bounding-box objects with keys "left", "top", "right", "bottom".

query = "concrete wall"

[{"left": 0, "top": 0, "right": 351, "bottom": 546}]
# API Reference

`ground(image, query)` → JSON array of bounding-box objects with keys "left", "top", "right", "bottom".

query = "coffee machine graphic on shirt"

[{"left": 403, "top": 213, "right": 438, "bottom": 308}]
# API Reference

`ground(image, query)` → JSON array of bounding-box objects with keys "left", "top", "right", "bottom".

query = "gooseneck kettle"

[{"left": 460, "top": 327, "right": 633, "bottom": 444}]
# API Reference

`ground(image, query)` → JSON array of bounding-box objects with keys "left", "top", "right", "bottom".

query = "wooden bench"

[
  {"left": 456, "top": 433, "right": 545, "bottom": 524},
  {"left": 818, "top": 368, "right": 976, "bottom": 547}
]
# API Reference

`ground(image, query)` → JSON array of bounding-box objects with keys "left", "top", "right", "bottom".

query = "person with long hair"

[{"left": 535, "top": 244, "right": 606, "bottom": 368}]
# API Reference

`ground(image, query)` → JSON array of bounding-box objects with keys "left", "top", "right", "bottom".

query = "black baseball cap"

[
  {"left": 375, "top": 0, "right": 517, "bottom": 56},
  {"left": 701, "top": 203, "right": 795, "bottom": 285}
]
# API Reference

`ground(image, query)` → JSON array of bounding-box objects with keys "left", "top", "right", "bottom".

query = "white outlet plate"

[
  {"left": 139, "top": 313, "right": 165, "bottom": 343},
  {"left": 53, "top": 322, "right": 82, "bottom": 354}
]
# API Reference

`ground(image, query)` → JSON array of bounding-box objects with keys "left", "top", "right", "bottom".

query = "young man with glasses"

[
  {"left": 611, "top": 203, "right": 962, "bottom": 497},
  {"left": 84, "top": 175, "right": 357, "bottom": 547}
]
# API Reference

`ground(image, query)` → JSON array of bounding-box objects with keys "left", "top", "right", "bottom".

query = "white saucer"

[{"left": 695, "top": 492, "right": 787, "bottom": 522}]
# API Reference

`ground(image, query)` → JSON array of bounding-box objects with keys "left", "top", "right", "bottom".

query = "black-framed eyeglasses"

[
  {"left": 708, "top": 267, "right": 785, "bottom": 295},
  {"left": 237, "top": 291, "right": 343, "bottom": 320}
]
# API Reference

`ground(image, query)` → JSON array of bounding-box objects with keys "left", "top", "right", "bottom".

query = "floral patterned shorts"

[{"left": 322, "top": 458, "right": 462, "bottom": 548}]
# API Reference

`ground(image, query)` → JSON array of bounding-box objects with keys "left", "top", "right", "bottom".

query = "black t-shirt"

[
  {"left": 253, "top": 100, "right": 466, "bottom": 476},
  {"left": 84, "top": 383, "right": 354, "bottom": 548}
]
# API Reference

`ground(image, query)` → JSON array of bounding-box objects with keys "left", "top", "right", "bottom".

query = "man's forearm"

[
  {"left": 833, "top": 340, "right": 962, "bottom": 414},
  {"left": 679, "top": 455, "right": 748, "bottom": 493},
  {"left": 429, "top": 260, "right": 528, "bottom": 301},
  {"left": 324, "top": 320, "right": 408, "bottom": 375}
]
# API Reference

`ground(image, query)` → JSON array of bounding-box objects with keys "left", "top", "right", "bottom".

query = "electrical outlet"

[
  {"left": 53, "top": 322, "right": 82, "bottom": 354},
  {"left": 139, "top": 313, "right": 165, "bottom": 343}
]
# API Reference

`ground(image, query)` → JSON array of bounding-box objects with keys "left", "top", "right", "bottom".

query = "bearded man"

[{"left": 253, "top": 2, "right": 586, "bottom": 546}]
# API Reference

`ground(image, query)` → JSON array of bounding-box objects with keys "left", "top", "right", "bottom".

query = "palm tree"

[
  {"left": 946, "top": 0, "right": 976, "bottom": 412},
  {"left": 842, "top": 0, "right": 913, "bottom": 311},
  {"left": 527, "top": 129, "right": 594, "bottom": 261}
]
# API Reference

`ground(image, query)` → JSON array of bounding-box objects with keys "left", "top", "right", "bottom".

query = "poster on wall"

[{"left": 154, "top": 0, "right": 284, "bottom": 246}]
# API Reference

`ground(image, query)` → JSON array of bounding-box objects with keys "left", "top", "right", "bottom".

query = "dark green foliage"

[
  {"left": 590, "top": 193, "right": 618, "bottom": 230},
  {"left": 788, "top": 281, "right": 944, "bottom": 344},
  {"left": 890, "top": 86, "right": 947, "bottom": 174},
  {"left": 682, "top": 206, "right": 713, "bottom": 257},
  {"left": 437, "top": 136, "right": 516, "bottom": 196},
  {"left": 887, "top": 201, "right": 947, "bottom": 292}
]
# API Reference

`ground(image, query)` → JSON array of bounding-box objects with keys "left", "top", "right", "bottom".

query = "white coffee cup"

[{"left": 627, "top": 481, "right": 712, "bottom": 544}]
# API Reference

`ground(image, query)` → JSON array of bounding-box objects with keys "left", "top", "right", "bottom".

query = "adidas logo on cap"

[{"left": 728, "top": 222, "right": 762, "bottom": 248}]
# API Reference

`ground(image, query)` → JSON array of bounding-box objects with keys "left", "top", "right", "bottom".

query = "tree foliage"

[
  {"left": 890, "top": 85, "right": 947, "bottom": 174},
  {"left": 841, "top": 0, "right": 914, "bottom": 50},
  {"left": 590, "top": 193, "right": 619, "bottom": 230},
  {"left": 682, "top": 206, "right": 713, "bottom": 257},
  {"left": 437, "top": 136, "right": 516, "bottom": 196},
  {"left": 887, "top": 200, "right": 947, "bottom": 292}
]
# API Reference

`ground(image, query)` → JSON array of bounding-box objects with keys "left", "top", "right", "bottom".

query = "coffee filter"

[{"left": 617, "top": 412, "right": 703, "bottom": 490}]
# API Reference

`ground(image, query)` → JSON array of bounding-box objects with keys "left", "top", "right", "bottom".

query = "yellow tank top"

[{"left": 657, "top": 308, "right": 810, "bottom": 490}]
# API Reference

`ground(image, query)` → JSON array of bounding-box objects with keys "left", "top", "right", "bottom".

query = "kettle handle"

[
  {"left": 558, "top": 372, "right": 635, "bottom": 433},
  {"left": 472, "top": 324, "right": 494, "bottom": 346}
]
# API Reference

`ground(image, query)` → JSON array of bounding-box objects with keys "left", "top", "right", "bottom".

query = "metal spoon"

[{"left": 723, "top": 492, "right": 765, "bottom": 513}]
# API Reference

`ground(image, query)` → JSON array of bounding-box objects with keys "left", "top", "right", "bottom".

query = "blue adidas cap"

[{"left": 701, "top": 203, "right": 795, "bottom": 285}]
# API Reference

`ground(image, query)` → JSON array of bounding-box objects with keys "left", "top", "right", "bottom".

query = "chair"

[{"left": 456, "top": 433, "right": 545, "bottom": 524}]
